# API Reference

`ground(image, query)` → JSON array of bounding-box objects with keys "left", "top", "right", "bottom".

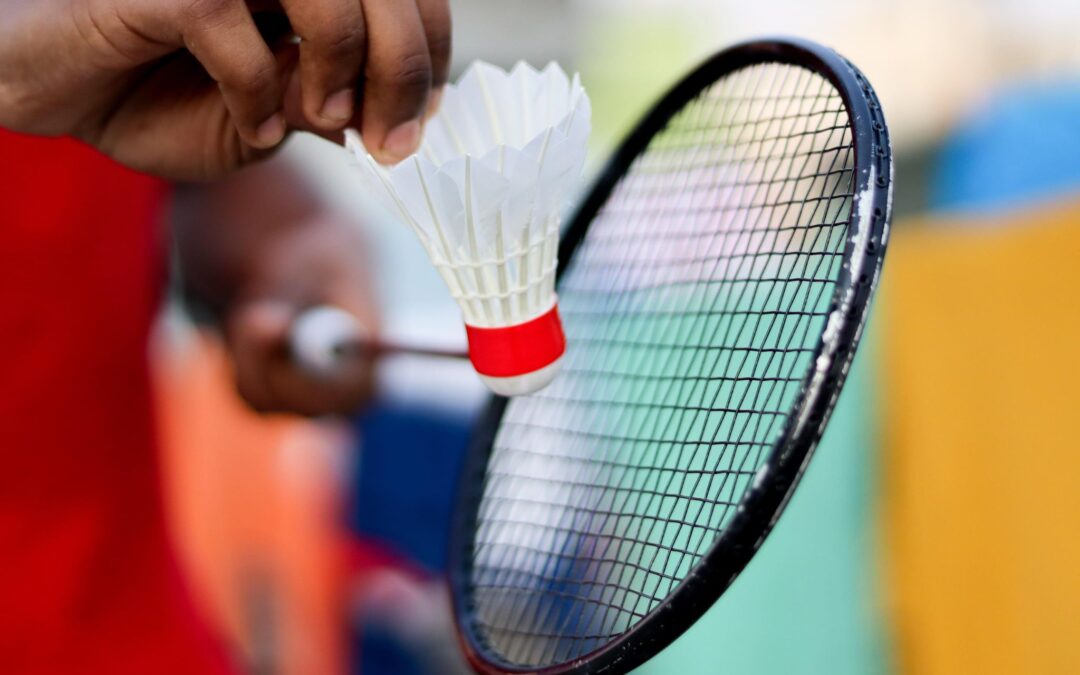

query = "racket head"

[{"left": 450, "top": 38, "right": 892, "bottom": 675}]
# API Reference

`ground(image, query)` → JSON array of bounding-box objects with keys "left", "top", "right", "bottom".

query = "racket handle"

[
  {"left": 290, "top": 305, "right": 470, "bottom": 375},
  {"left": 290, "top": 306, "right": 368, "bottom": 376}
]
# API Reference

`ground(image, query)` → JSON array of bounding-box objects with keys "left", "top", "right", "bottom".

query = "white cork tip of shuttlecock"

[
  {"left": 344, "top": 60, "right": 591, "bottom": 396},
  {"left": 479, "top": 355, "right": 564, "bottom": 397}
]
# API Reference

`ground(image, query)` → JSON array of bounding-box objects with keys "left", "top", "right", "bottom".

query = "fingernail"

[
  {"left": 321, "top": 88, "right": 354, "bottom": 122},
  {"left": 255, "top": 113, "right": 286, "bottom": 148},
  {"left": 381, "top": 119, "right": 422, "bottom": 163},
  {"left": 425, "top": 87, "right": 444, "bottom": 120}
]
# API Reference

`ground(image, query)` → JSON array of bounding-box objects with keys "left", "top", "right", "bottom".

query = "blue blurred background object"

[
  {"left": 932, "top": 80, "right": 1080, "bottom": 213},
  {"left": 350, "top": 402, "right": 472, "bottom": 574},
  {"left": 348, "top": 401, "right": 474, "bottom": 675}
]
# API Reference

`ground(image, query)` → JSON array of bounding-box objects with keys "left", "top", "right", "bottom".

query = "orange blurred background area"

[
  {"left": 154, "top": 330, "right": 350, "bottom": 675},
  {"left": 882, "top": 198, "right": 1080, "bottom": 675}
]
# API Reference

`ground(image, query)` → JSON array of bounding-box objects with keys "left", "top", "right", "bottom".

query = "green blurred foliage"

[{"left": 578, "top": 10, "right": 710, "bottom": 160}]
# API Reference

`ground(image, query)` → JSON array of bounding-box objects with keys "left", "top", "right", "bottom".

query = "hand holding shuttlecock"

[{"left": 346, "top": 62, "right": 591, "bottom": 396}]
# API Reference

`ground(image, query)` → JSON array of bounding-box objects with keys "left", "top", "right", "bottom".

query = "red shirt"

[{"left": 0, "top": 131, "right": 231, "bottom": 674}]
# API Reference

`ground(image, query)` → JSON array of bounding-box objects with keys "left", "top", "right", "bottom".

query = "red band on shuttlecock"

[{"left": 465, "top": 304, "right": 566, "bottom": 378}]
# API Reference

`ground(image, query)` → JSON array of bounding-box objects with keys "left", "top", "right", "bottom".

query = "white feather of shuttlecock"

[{"left": 344, "top": 61, "right": 591, "bottom": 330}]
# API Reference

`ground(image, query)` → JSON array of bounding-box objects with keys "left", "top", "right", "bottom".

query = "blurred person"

[{"left": 0, "top": 0, "right": 451, "bottom": 672}]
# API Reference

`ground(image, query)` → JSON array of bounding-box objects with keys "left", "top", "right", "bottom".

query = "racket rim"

[{"left": 450, "top": 35, "right": 893, "bottom": 675}]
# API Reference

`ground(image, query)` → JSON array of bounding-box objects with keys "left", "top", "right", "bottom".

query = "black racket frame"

[{"left": 449, "top": 37, "right": 893, "bottom": 675}]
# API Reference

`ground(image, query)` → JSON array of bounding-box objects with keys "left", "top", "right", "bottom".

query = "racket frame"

[{"left": 450, "top": 37, "right": 893, "bottom": 675}]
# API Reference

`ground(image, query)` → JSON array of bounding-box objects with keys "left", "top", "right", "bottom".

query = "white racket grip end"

[{"left": 290, "top": 306, "right": 366, "bottom": 375}]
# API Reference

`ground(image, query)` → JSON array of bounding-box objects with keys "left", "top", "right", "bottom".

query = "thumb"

[
  {"left": 228, "top": 299, "right": 296, "bottom": 355},
  {"left": 225, "top": 299, "right": 297, "bottom": 411}
]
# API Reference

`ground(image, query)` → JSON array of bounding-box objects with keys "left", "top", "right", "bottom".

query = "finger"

[
  {"left": 359, "top": 0, "right": 432, "bottom": 164},
  {"left": 226, "top": 300, "right": 294, "bottom": 413},
  {"left": 277, "top": 0, "right": 367, "bottom": 132},
  {"left": 279, "top": 50, "right": 347, "bottom": 144},
  {"left": 416, "top": 0, "right": 452, "bottom": 118},
  {"left": 266, "top": 353, "right": 374, "bottom": 416},
  {"left": 179, "top": 0, "right": 286, "bottom": 149}
]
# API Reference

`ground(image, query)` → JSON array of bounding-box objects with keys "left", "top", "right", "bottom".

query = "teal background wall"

[{"left": 636, "top": 326, "right": 889, "bottom": 675}]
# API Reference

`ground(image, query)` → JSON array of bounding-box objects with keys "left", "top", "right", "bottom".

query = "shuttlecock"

[{"left": 345, "top": 61, "right": 591, "bottom": 396}]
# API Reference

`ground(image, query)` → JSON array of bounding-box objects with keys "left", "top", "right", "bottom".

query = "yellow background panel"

[{"left": 881, "top": 199, "right": 1080, "bottom": 675}]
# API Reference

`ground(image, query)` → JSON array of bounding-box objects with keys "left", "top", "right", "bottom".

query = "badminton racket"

[{"left": 449, "top": 37, "right": 893, "bottom": 675}]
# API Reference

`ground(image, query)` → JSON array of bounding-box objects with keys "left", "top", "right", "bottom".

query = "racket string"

[{"left": 496, "top": 68, "right": 825, "bottom": 656}]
